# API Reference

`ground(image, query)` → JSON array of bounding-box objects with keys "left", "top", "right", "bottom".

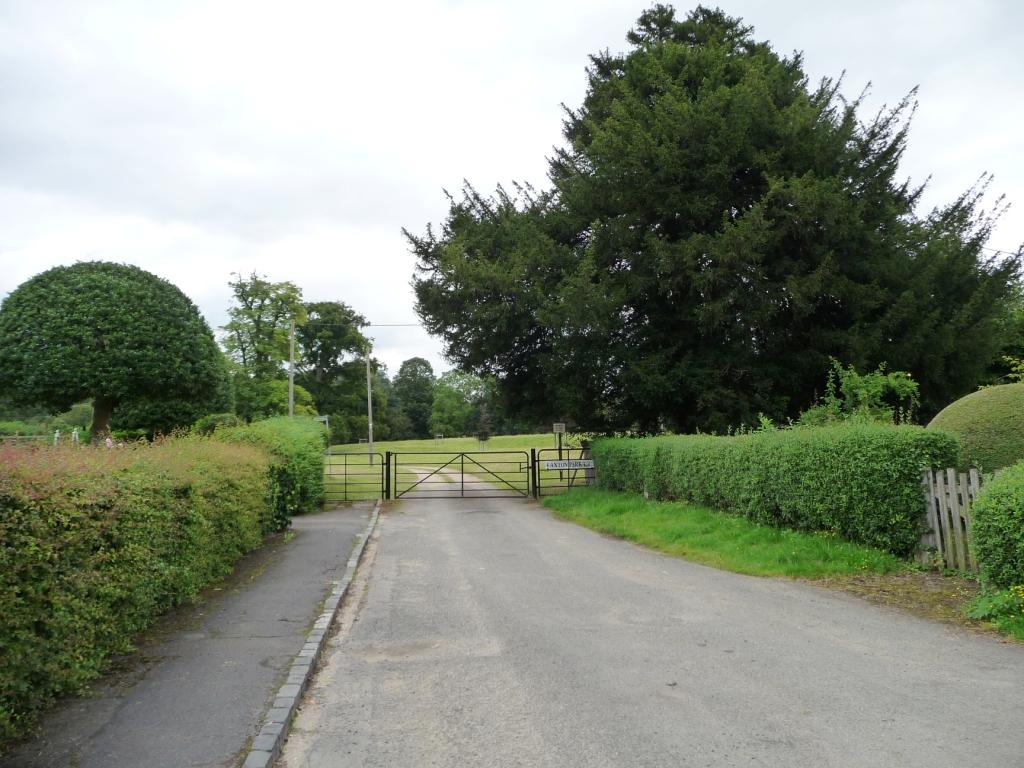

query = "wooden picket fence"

[{"left": 919, "top": 468, "right": 984, "bottom": 572}]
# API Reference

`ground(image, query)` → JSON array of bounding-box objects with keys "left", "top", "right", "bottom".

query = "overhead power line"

[
  {"left": 981, "top": 245, "right": 1021, "bottom": 257},
  {"left": 300, "top": 321, "right": 423, "bottom": 329}
]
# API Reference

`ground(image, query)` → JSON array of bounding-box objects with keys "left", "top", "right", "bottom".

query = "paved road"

[
  {"left": 280, "top": 496, "right": 1024, "bottom": 768},
  {"left": 2, "top": 506, "right": 371, "bottom": 768}
]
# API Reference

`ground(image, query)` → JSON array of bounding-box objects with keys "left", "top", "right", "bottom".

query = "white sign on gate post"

[
  {"left": 544, "top": 459, "right": 595, "bottom": 470},
  {"left": 552, "top": 422, "right": 566, "bottom": 434}
]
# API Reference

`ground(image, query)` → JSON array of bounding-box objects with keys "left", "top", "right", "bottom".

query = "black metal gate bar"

[
  {"left": 534, "top": 447, "right": 596, "bottom": 498},
  {"left": 394, "top": 453, "right": 462, "bottom": 498},
  {"left": 324, "top": 451, "right": 386, "bottom": 501},
  {"left": 392, "top": 451, "right": 531, "bottom": 499}
]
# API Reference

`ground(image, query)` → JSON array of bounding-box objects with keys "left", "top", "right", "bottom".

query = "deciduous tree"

[
  {"left": 222, "top": 272, "right": 304, "bottom": 380},
  {"left": 392, "top": 357, "right": 435, "bottom": 438}
]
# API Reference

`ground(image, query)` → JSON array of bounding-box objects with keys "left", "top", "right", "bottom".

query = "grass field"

[
  {"left": 330, "top": 432, "right": 580, "bottom": 454},
  {"left": 541, "top": 487, "right": 910, "bottom": 579},
  {"left": 325, "top": 432, "right": 586, "bottom": 501}
]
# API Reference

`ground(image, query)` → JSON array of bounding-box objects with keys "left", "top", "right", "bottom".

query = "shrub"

[
  {"left": 798, "top": 360, "right": 919, "bottom": 425},
  {"left": 0, "top": 420, "right": 46, "bottom": 436},
  {"left": 971, "top": 460, "right": 1024, "bottom": 588},
  {"left": 593, "top": 424, "right": 959, "bottom": 555},
  {"left": 965, "top": 586, "right": 1024, "bottom": 641},
  {"left": 193, "top": 412, "right": 243, "bottom": 436},
  {"left": 0, "top": 437, "right": 270, "bottom": 743},
  {"left": 927, "top": 383, "right": 1024, "bottom": 471},
  {"left": 217, "top": 417, "right": 327, "bottom": 531}
]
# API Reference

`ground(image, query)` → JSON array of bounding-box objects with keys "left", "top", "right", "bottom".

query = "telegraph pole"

[
  {"left": 365, "top": 354, "right": 374, "bottom": 465},
  {"left": 288, "top": 319, "right": 296, "bottom": 417}
]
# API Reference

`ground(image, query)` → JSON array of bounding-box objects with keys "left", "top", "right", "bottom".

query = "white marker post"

[{"left": 553, "top": 422, "right": 566, "bottom": 480}]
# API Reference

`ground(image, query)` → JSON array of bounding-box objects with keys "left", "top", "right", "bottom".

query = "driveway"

[{"left": 280, "top": 495, "right": 1024, "bottom": 767}]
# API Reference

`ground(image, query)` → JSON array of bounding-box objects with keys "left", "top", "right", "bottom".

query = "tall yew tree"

[{"left": 409, "top": 5, "right": 1021, "bottom": 432}]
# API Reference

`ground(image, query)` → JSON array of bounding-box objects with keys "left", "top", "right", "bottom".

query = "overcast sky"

[{"left": 1, "top": 0, "right": 1021, "bottom": 375}]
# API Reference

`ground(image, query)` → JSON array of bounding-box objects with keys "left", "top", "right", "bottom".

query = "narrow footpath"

[
  {"left": 1, "top": 504, "right": 372, "bottom": 768},
  {"left": 281, "top": 496, "right": 1024, "bottom": 768}
]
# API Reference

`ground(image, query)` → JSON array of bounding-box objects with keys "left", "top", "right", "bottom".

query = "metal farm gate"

[
  {"left": 324, "top": 450, "right": 386, "bottom": 502},
  {"left": 392, "top": 451, "right": 531, "bottom": 499},
  {"left": 532, "top": 447, "right": 596, "bottom": 497},
  {"left": 323, "top": 447, "right": 595, "bottom": 501}
]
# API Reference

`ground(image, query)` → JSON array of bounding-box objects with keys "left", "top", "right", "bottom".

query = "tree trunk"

[{"left": 90, "top": 396, "right": 116, "bottom": 443}]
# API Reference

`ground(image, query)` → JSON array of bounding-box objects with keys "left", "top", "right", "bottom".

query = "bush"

[
  {"left": 971, "top": 460, "right": 1024, "bottom": 588},
  {"left": 217, "top": 417, "right": 327, "bottom": 531},
  {"left": 593, "top": 424, "right": 959, "bottom": 555},
  {"left": 0, "top": 420, "right": 46, "bottom": 436},
  {"left": 927, "top": 383, "right": 1024, "bottom": 471},
  {"left": 0, "top": 437, "right": 271, "bottom": 743},
  {"left": 193, "top": 412, "right": 243, "bottom": 436}
]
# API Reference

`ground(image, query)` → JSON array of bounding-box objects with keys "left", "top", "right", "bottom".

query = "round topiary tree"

[
  {"left": 0, "top": 262, "right": 225, "bottom": 439},
  {"left": 927, "top": 383, "right": 1024, "bottom": 471}
]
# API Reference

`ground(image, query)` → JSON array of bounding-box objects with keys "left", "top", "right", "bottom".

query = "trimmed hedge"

[
  {"left": 593, "top": 424, "right": 959, "bottom": 555},
  {"left": 971, "top": 461, "right": 1024, "bottom": 588},
  {"left": 217, "top": 416, "right": 327, "bottom": 531},
  {"left": 0, "top": 437, "right": 270, "bottom": 743},
  {"left": 927, "top": 383, "right": 1024, "bottom": 471}
]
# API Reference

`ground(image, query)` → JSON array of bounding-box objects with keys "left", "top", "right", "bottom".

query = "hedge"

[
  {"left": 0, "top": 437, "right": 270, "bottom": 744},
  {"left": 971, "top": 460, "right": 1024, "bottom": 588},
  {"left": 593, "top": 424, "right": 959, "bottom": 555},
  {"left": 927, "top": 383, "right": 1024, "bottom": 471},
  {"left": 216, "top": 416, "right": 327, "bottom": 531}
]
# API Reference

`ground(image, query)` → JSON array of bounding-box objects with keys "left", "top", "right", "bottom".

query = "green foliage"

[
  {"left": 971, "top": 461, "right": 1024, "bottom": 588},
  {"left": 927, "top": 383, "right": 1024, "bottom": 471},
  {"left": 232, "top": 374, "right": 317, "bottom": 422},
  {"left": 0, "top": 437, "right": 270, "bottom": 744},
  {"left": 799, "top": 360, "right": 919, "bottom": 425},
  {"left": 429, "top": 370, "right": 490, "bottom": 437},
  {"left": 543, "top": 487, "right": 908, "bottom": 578},
  {"left": 0, "top": 262, "right": 225, "bottom": 436},
  {"left": 592, "top": 424, "right": 959, "bottom": 555},
  {"left": 965, "top": 585, "right": 1024, "bottom": 641},
  {"left": 985, "top": 287, "right": 1024, "bottom": 385},
  {"left": 1003, "top": 356, "right": 1024, "bottom": 382},
  {"left": 217, "top": 417, "right": 327, "bottom": 530},
  {"left": 392, "top": 357, "right": 435, "bottom": 438},
  {"left": 0, "top": 420, "right": 45, "bottom": 436},
  {"left": 408, "top": 5, "right": 1021, "bottom": 433},
  {"left": 50, "top": 402, "right": 94, "bottom": 432},
  {"left": 111, "top": 350, "right": 235, "bottom": 437},
  {"left": 221, "top": 272, "right": 305, "bottom": 380},
  {"left": 309, "top": 361, "right": 392, "bottom": 445},
  {"left": 0, "top": 402, "right": 93, "bottom": 440},
  {"left": 295, "top": 301, "right": 369, "bottom": 416},
  {"left": 192, "top": 412, "right": 243, "bottom": 435}
]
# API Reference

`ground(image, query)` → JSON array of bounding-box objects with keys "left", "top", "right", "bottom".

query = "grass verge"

[
  {"left": 543, "top": 488, "right": 1017, "bottom": 640},
  {"left": 541, "top": 487, "right": 908, "bottom": 578}
]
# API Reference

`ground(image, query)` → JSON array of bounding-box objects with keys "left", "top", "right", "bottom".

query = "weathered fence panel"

[{"left": 919, "top": 468, "right": 983, "bottom": 572}]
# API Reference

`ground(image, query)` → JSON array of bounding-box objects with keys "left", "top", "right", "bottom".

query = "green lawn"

[
  {"left": 330, "top": 432, "right": 578, "bottom": 454},
  {"left": 542, "top": 487, "right": 910, "bottom": 579}
]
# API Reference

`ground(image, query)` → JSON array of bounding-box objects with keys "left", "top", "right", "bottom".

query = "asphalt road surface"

[{"left": 280, "top": 495, "right": 1024, "bottom": 768}]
